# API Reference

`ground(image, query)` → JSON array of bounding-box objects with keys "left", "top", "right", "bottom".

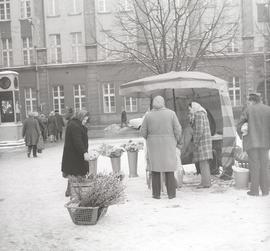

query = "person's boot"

[{"left": 27, "top": 146, "right": 31, "bottom": 158}]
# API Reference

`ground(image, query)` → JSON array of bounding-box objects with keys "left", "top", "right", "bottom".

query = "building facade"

[{"left": 0, "top": 0, "right": 269, "bottom": 128}]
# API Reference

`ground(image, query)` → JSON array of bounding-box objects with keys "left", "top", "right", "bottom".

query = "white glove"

[{"left": 84, "top": 152, "right": 91, "bottom": 161}]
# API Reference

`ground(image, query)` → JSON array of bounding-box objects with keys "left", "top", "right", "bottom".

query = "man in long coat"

[
  {"left": 237, "top": 93, "right": 270, "bottom": 196},
  {"left": 55, "top": 110, "right": 65, "bottom": 140},
  {"left": 22, "top": 112, "right": 41, "bottom": 157},
  {"left": 140, "top": 96, "right": 182, "bottom": 199}
]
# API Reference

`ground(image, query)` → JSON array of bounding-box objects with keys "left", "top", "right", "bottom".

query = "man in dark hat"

[{"left": 237, "top": 92, "right": 270, "bottom": 196}]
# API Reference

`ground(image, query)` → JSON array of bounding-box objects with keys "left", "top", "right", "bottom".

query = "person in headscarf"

[
  {"left": 61, "top": 109, "right": 91, "bottom": 197},
  {"left": 188, "top": 102, "right": 212, "bottom": 188},
  {"left": 140, "top": 96, "right": 182, "bottom": 199},
  {"left": 22, "top": 112, "right": 41, "bottom": 158}
]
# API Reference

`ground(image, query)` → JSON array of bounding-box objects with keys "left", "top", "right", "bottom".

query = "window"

[
  {"left": 53, "top": 85, "right": 65, "bottom": 114},
  {"left": 25, "top": 88, "right": 37, "bottom": 116},
  {"left": 227, "top": 39, "right": 239, "bottom": 53},
  {"left": 228, "top": 77, "right": 241, "bottom": 106},
  {"left": 20, "top": 0, "right": 31, "bottom": 18},
  {"left": 73, "top": 84, "right": 86, "bottom": 111},
  {"left": 98, "top": 0, "right": 106, "bottom": 12},
  {"left": 103, "top": 83, "right": 116, "bottom": 113},
  {"left": 120, "top": 0, "right": 131, "bottom": 11},
  {"left": 48, "top": 0, "right": 59, "bottom": 16},
  {"left": 1, "top": 38, "right": 13, "bottom": 67},
  {"left": 49, "top": 34, "right": 62, "bottom": 63},
  {"left": 71, "top": 32, "right": 82, "bottom": 62},
  {"left": 22, "top": 37, "right": 34, "bottom": 65},
  {"left": 257, "top": 3, "right": 269, "bottom": 22},
  {"left": 70, "top": 0, "right": 81, "bottom": 14},
  {"left": 0, "top": 0, "right": 10, "bottom": 20},
  {"left": 124, "top": 97, "right": 137, "bottom": 112}
]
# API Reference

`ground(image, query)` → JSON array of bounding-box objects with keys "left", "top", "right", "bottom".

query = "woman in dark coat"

[
  {"left": 61, "top": 110, "right": 91, "bottom": 196},
  {"left": 22, "top": 112, "right": 41, "bottom": 158}
]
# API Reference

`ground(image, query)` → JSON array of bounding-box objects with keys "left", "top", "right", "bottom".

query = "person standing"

[
  {"left": 39, "top": 113, "right": 48, "bottom": 141},
  {"left": 22, "top": 112, "right": 41, "bottom": 158},
  {"left": 61, "top": 110, "right": 91, "bottom": 197},
  {"left": 121, "top": 107, "right": 127, "bottom": 128},
  {"left": 55, "top": 110, "right": 65, "bottom": 140},
  {"left": 237, "top": 93, "right": 270, "bottom": 196},
  {"left": 188, "top": 102, "right": 213, "bottom": 188},
  {"left": 140, "top": 96, "right": 182, "bottom": 199},
  {"left": 47, "top": 111, "right": 57, "bottom": 142}
]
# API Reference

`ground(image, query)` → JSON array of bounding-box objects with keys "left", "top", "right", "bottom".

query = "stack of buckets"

[{"left": 233, "top": 165, "right": 250, "bottom": 189}]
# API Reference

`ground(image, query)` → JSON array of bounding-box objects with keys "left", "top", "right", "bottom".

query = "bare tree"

[{"left": 95, "top": 0, "right": 239, "bottom": 74}]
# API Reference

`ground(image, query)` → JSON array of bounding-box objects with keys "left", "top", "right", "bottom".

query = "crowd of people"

[
  {"left": 24, "top": 93, "right": 269, "bottom": 200},
  {"left": 22, "top": 109, "right": 67, "bottom": 158}
]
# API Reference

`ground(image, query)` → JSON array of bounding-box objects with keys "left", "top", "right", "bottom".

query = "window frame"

[
  {"left": 22, "top": 37, "right": 34, "bottom": 65},
  {"left": 102, "top": 83, "right": 116, "bottom": 113},
  {"left": 73, "top": 84, "right": 86, "bottom": 111},
  {"left": 24, "top": 87, "right": 37, "bottom": 116},
  {"left": 49, "top": 34, "right": 62, "bottom": 63},
  {"left": 98, "top": 0, "right": 106, "bottom": 13},
  {"left": 228, "top": 76, "right": 241, "bottom": 107},
  {"left": 20, "top": 0, "right": 31, "bottom": 19},
  {"left": 124, "top": 96, "right": 137, "bottom": 112},
  {"left": 71, "top": 32, "right": 82, "bottom": 62},
  {"left": 52, "top": 85, "right": 65, "bottom": 114},
  {"left": 1, "top": 38, "right": 13, "bottom": 67},
  {"left": 0, "top": 0, "right": 10, "bottom": 20}
]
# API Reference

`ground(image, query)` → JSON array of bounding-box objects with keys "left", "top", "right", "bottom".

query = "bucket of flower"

[
  {"left": 88, "top": 148, "right": 101, "bottom": 175},
  {"left": 65, "top": 173, "right": 126, "bottom": 225},
  {"left": 122, "top": 140, "right": 144, "bottom": 177},
  {"left": 100, "top": 144, "right": 125, "bottom": 180}
]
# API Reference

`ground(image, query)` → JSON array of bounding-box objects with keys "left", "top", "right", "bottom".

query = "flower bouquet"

[
  {"left": 122, "top": 140, "right": 144, "bottom": 177},
  {"left": 88, "top": 148, "right": 101, "bottom": 175},
  {"left": 88, "top": 149, "right": 100, "bottom": 161},
  {"left": 122, "top": 140, "right": 144, "bottom": 152},
  {"left": 65, "top": 174, "right": 126, "bottom": 225},
  {"left": 100, "top": 144, "right": 125, "bottom": 176},
  {"left": 100, "top": 144, "right": 125, "bottom": 158}
]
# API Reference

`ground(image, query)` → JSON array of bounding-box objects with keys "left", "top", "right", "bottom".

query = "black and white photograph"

[{"left": 0, "top": 0, "right": 269, "bottom": 250}]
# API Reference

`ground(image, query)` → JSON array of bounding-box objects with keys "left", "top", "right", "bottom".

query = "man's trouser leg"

[
  {"left": 247, "top": 149, "right": 260, "bottom": 195},
  {"left": 151, "top": 171, "right": 161, "bottom": 198},
  {"left": 259, "top": 148, "right": 269, "bottom": 195},
  {"left": 33, "top": 145, "right": 37, "bottom": 157},
  {"left": 165, "top": 172, "right": 176, "bottom": 198}
]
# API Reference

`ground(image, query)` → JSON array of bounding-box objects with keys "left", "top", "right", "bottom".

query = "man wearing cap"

[{"left": 237, "top": 92, "right": 270, "bottom": 196}]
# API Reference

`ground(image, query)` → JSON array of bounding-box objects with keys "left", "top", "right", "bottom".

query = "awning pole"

[{"left": 172, "top": 89, "right": 176, "bottom": 112}]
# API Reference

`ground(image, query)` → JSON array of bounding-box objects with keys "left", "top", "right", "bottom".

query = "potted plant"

[
  {"left": 122, "top": 140, "right": 144, "bottom": 177},
  {"left": 88, "top": 148, "right": 100, "bottom": 175},
  {"left": 100, "top": 144, "right": 125, "bottom": 174},
  {"left": 65, "top": 173, "right": 126, "bottom": 225}
]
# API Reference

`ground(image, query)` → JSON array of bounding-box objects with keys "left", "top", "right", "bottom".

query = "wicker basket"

[{"left": 65, "top": 200, "right": 108, "bottom": 225}]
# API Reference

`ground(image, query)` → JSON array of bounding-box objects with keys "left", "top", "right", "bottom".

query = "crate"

[{"left": 65, "top": 200, "right": 108, "bottom": 225}]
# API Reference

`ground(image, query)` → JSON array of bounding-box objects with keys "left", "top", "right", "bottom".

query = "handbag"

[{"left": 37, "top": 135, "right": 45, "bottom": 151}]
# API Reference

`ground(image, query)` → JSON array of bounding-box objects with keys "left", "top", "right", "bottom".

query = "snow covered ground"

[{"left": 0, "top": 138, "right": 269, "bottom": 251}]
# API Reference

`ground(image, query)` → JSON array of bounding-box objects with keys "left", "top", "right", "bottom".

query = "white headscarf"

[
  {"left": 189, "top": 102, "right": 207, "bottom": 114},
  {"left": 152, "top": 96, "right": 165, "bottom": 110}
]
